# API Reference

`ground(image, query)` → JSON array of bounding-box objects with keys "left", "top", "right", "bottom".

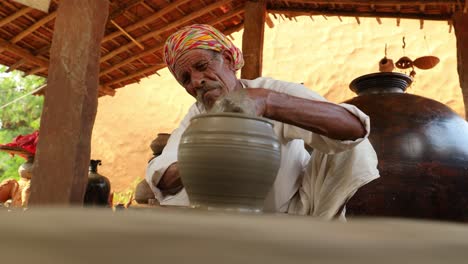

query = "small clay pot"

[
  {"left": 150, "top": 133, "right": 171, "bottom": 155},
  {"left": 135, "top": 179, "right": 154, "bottom": 204},
  {"left": 178, "top": 112, "right": 281, "bottom": 211},
  {"left": 18, "top": 157, "right": 33, "bottom": 180},
  {"left": 379, "top": 57, "right": 395, "bottom": 72}
]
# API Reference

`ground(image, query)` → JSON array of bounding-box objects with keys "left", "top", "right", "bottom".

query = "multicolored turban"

[{"left": 163, "top": 24, "right": 244, "bottom": 78}]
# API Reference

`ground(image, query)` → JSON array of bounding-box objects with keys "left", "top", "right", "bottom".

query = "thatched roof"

[{"left": 0, "top": 0, "right": 465, "bottom": 96}]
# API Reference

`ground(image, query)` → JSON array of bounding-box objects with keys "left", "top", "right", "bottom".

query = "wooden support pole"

[
  {"left": 29, "top": 0, "right": 109, "bottom": 205},
  {"left": 241, "top": 0, "right": 266, "bottom": 80},
  {"left": 453, "top": 12, "right": 468, "bottom": 119}
]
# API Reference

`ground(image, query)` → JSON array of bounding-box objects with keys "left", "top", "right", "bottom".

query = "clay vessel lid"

[{"left": 349, "top": 72, "right": 413, "bottom": 95}]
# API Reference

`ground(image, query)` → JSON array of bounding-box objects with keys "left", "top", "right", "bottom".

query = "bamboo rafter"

[
  {"left": 0, "top": 39, "right": 48, "bottom": 68},
  {"left": 102, "top": 0, "right": 193, "bottom": 43},
  {"left": 34, "top": 83, "right": 116, "bottom": 97},
  {"left": 20, "top": 0, "right": 161, "bottom": 74},
  {"left": 99, "top": 0, "right": 233, "bottom": 63},
  {"left": 0, "top": 6, "right": 32, "bottom": 28},
  {"left": 102, "top": 23, "right": 244, "bottom": 88},
  {"left": 10, "top": 11, "right": 57, "bottom": 44},
  {"left": 99, "top": 6, "right": 245, "bottom": 77},
  {"left": 108, "top": 0, "right": 145, "bottom": 19}
]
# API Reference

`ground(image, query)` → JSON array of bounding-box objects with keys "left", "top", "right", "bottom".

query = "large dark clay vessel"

[{"left": 344, "top": 72, "right": 468, "bottom": 222}]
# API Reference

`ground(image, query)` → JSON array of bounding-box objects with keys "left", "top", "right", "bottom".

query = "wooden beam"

[
  {"left": 99, "top": 0, "right": 231, "bottom": 63},
  {"left": 103, "top": 64, "right": 164, "bottom": 87},
  {"left": 30, "top": 84, "right": 115, "bottom": 97},
  {"left": 0, "top": 39, "right": 49, "bottom": 67},
  {"left": 279, "top": 0, "right": 461, "bottom": 5},
  {"left": 268, "top": 8, "right": 453, "bottom": 21},
  {"left": 27, "top": 5, "right": 242, "bottom": 81},
  {"left": 99, "top": 85, "right": 116, "bottom": 96},
  {"left": 29, "top": 0, "right": 109, "bottom": 206},
  {"left": 265, "top": 13, "right": 275, "bottom": 28},
  {"left": 0, "top": 6, "right": 32, "bottom": 28},
  {"left": 454, "top": 11, "right": 468, "bottom": 119},
  {"left": 99, "top": 7, "right": 244, "bottom": 77},
  {"left": 6, "top": 58, "right": 26, "bottom": 72},
  {"left": 241, "top": 0, "right": 266, "bottom": 80},
  {"left": 26, "top": 66, "right": 47, "bottom": 76},
  {"left": 108, "top": 0, "right": 144, "bottom": 20},
  {"left": 10, "top": 11, "right": 57, "bottom": 44},
  {"left": 28, "top": 0, "right": 144, "bottom": 58},
  {"left": 102, "top": 0, "right": 192, "bottom": 43}
]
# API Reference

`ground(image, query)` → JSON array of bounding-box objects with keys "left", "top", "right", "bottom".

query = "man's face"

[{"left": 173, "top": 49, "right": 238, "bottom": 109}]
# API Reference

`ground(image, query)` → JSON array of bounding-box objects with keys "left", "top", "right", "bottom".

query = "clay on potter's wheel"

[{"left": 178, "top": 112, "right": 281, "bottom": 211}]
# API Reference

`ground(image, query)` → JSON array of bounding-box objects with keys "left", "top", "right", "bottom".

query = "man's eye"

[{"left": 195, "top": 62, "right": 209, "bottom": 71}]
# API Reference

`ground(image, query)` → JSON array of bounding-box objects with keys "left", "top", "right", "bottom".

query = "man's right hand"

[{"left": 154, "top": 163, "right": 184, "bottom": 196}]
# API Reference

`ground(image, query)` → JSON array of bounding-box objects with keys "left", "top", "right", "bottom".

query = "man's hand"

[
  {"left": 154, "top": 163, "right": 184, "bottom": 196},
  {"left": 211, "top": 88, "right": 268, "bottom": 116},
  {"left": 245, "top": 88, "right": 269, "bottom": 116}
]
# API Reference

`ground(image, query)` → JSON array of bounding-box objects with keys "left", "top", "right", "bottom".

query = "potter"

[{"left": 146, "top": 24, "right": 379, "bottom": 218}]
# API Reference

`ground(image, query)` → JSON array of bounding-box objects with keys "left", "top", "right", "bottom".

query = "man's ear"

[{"left": 221, "top": 50, "right": 236, "bottom": 71}]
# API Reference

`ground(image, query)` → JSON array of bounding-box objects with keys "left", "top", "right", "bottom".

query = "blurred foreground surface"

[{"left": 1, "top": 207, "right": 468, "bottom": 263}]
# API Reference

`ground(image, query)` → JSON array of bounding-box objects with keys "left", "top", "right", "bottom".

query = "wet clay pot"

[
  {"left": 178, "top": 112, "right": 281, "bottom": 211},
  {"left": 344, "top": 72, "right": 468, "bottom": 222}
]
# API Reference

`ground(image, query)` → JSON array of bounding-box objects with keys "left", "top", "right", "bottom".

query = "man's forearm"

[{"left": 249, "top": 88, "right": 366, "bottom": 141}]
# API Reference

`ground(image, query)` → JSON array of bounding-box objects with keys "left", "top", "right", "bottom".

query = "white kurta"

[{"left": 146, "top": 77, "right": 379, "bottom": 218}]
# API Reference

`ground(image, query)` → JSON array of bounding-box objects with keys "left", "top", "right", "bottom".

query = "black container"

[{"left": 84, "top": 160, "right": 111, "bottom": 206}]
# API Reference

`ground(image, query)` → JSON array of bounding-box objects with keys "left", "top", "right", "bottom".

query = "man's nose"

[{"left": 190, "top": 71, "right": 205, "bottom": 90}]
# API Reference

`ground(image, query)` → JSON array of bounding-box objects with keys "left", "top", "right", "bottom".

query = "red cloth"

[{"left": 1, "top": 131, "right": 39, "bottom": 157}]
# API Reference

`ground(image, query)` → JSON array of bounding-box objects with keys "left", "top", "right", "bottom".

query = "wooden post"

[
  {"left": 241, "top": 0, "right": 266, "bottom": 80},
  {"left": 29, "top": 0, "right": 109, "bottom": 205},
  {"left": 454, "top": 12, "right": 468, "bottom": 120}
]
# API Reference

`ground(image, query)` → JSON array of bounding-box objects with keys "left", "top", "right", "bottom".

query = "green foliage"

[{"left": 0, "top": 65, "right": 45, "bottom": 182}]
